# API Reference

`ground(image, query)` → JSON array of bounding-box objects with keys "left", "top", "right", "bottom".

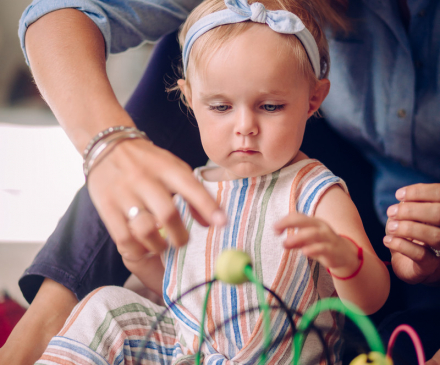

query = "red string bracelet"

[{"left": 327, "top": 235, "right": 364, "bottom": 280}]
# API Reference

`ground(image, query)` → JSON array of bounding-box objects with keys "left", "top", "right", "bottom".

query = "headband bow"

[{"left": 182, "top": 0, "right": 321, "bottom": 78}]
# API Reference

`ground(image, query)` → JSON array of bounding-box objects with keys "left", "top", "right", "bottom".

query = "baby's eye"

[
  {"left": 263, "top": 104, "right": 284, "bottom": 112},
  {"left": 209, "top": 105, "right": 231, "bottom": 112}
]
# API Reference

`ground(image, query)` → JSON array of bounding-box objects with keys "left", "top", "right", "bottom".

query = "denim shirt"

[
  {"left": 18, "top": 0, "right": 200, "bottom": 63},
  {"left": 322, "top": 0, "right": 440, "bottom": 221},
  {"left": 19, "top": 0, "right": 440, "bottom": 222}
]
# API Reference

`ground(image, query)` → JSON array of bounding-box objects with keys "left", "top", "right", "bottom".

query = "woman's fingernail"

[
  {"left": 387, "top": 205, "right": 398, "bottom": 217},
  {"left": 212, "top": 210, "right": 227, "bottom": 226},
  {"left": 383, "top": 235, "right": 392, "bottom": 244},
  {"left": 387, "top": 221, "right": 398, "bottom": 232},
  {"left": 396, "top": 188, "right": 406, "bottom": 200}
]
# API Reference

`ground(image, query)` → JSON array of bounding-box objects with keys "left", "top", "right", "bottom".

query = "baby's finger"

[
  {"left": 273, "top": 212, "right": 317, "bottom": 234},
  {"left": 386, "top": 219, "right": 440, "bottom": 249},
  {"left": 396, "top": 183, "right": 440, "bottom": 203},
  {"left": 283, "top": 227, "right": 320, "bottom": 248},
  {"left": 300, "top": 242, "right": 328, "bottom": 259},
  {"left": 387, "top": 202, "right": 440, "bottom": 227}
]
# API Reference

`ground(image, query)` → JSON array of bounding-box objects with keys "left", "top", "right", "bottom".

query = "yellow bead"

[
  {"left": 215, "top": 250, "right": 252, "bottom": 285},
  {"left": 158, "top": 227, "right": 167, "bottom": 239},
  {"left": 349, "top": 352, "right": 393, "bottom": 365}
]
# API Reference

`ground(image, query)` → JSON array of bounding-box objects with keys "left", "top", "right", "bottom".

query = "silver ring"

[
  {"left": 127, "top": 206, "right": 141, "bottom": 221},
  {"left": 431, "top": 247, "right": 440, "bottom": 258}
]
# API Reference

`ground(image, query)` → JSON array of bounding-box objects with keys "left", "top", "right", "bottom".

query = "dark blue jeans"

[{"left": 20, "top": 31, "right": 440, "bottom": 364}]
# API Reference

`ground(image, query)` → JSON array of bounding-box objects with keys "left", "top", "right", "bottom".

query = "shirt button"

[
  {"left": 397, "top": 109, "right": 407, "bottom": 118},
  {"left": 418, "top": 9, "right": 426, "bottom": 17},
  {"left": 415, "top": 60, "right": 423, "bottom": 69}
]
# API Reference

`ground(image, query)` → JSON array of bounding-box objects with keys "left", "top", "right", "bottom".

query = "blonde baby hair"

[{"left": 171, "top": 0, "right": 348, "bottom": 106}]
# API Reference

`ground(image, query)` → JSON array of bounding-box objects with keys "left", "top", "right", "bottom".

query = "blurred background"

[{"left": 0, "top": 1, "right": 154, "bottom": 308}]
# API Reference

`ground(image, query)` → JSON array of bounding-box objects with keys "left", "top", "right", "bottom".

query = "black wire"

[
  {"left": 264, "top": 285, "right": 332, "bottom": 365},
  {"left": 134, "top": 278, "right": 216, "bottom": 364},
  {"left": 208, "top": 304, "right": 290, "bottom": 362},
  {"left": 134, "top": 278, "right": 332, "bottom": 364},
  {"left": 199, "top": 303, "right": 330, "bottom": 364}
]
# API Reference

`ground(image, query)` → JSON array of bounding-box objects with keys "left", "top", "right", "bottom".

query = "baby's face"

[{"left": 183, "top": 24, "right": 323, "bottom": 181}]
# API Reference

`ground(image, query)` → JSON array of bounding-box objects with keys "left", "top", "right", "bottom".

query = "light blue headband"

[{"left": 182, "top": 0, "right": 321, "bottom": 78}]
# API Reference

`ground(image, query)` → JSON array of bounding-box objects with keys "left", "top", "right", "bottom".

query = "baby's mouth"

[{"left": 234, "top": 149, "right": 258, "bottom": 154}]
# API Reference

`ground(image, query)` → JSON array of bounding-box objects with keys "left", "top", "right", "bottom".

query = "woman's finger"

[
  {"left": 383, "top": 235, "right": 435, "bottom": 263},
  {"left": 425, "top": 348, "right": 440, "bottom": 365},
  {"left": 135, "top": 179, "right": 189, "bottom": 248},
  {"left": 386, "top": 219, "right": 440, "bottom": 249},
  {"left": 387, "top": 201, "right": 440, "bottom": 227},
  {"left": 127, "top": 208, "right": 168, "bottom": 254},
  {"left": 396, "top": 183, "right": 440, "bottom": 203},
  {"left": 165, "top": 163, "right": 227, "bottom": 227},
  {"left": 102, "top": 206, "right": 150, "bottom": 261},
  {"left": 273, "top": 212, "right": 319, "bottom": 234},
  {"left": 106, "top": 184, "right": 168, "bottom": 255}
]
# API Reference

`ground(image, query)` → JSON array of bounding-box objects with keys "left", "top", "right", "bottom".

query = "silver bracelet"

[
  {"left": 82, "top": 127, "right": 150, "bottom": 180},
  {"left": 82, "top": 126, "right": 141, "bottom": 161}
]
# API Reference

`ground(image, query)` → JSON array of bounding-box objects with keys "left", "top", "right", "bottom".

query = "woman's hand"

[
  {"left": 25, "top": 9, "right": 226, "bottom": 264},
  {"left": 87, "top": 138, "right": 226, "bottom": 262},
  {"left": 426, "top": 348, "right": 440, "bottom": 365},
  {"left": 383, "top": 183, "right": 440, "bottom": 285},
  {"left": 274, "top": 212, "right": 360, "bottom": 276}
]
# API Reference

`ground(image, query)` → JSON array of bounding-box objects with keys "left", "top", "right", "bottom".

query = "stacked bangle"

[
  {"left": 327, "top": 235, "right": 364, "bottom": 280},
  {"left": 82, "top": 126, "right": 151, "bottom": 180}
]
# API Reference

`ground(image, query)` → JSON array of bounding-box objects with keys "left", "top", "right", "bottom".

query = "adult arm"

[
  {"left": 0, "top": 279, "right": 78, "bottom": 365},
  {"left": 384, "top": 183, "right": 440, "bottom": 285},
  {"left": 2, "top": 11, "right": 222, "bottom": 363},
  {"left": 25, "top": 5, "right": 225, "bottom": 259}
]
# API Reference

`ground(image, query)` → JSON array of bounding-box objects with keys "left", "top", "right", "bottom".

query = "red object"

[
  {"left": 0, "top": 292, "right": 26, "bottom": 347},
  {"left": 387, "top": 324, "right": 426, "bottom": 365},
  {"left": 327, "top": 235, "right": 364, "bottom": 280}
]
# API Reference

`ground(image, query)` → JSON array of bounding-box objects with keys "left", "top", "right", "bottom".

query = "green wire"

[
  {"left": 244, "top": 265, "right": 271, "bottom": 364},
  {"left": 196, "top": 280, "right": 214, "bottom": 365},
  {"left": 292, "top": 298, "right": 386, "bottom": 365},
  {"left": 196, "top": 265, "right": 270, "bottom": 364}
]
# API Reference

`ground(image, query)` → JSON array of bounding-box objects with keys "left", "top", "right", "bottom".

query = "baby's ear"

[
  {"left": 177, "top": 79, "right": 193, "bottom": 109},
  {"left": 307, "top": 79, "right": 330, "bottom": 117}
]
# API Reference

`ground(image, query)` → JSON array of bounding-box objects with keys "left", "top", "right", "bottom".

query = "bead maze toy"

[{"left": 134, "top": 249, "right": 426, "bottom": 365}]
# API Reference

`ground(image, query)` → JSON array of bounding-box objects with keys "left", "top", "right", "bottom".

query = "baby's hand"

[{"left": 274, "top": 212, "right": 360, "bottom": 275}]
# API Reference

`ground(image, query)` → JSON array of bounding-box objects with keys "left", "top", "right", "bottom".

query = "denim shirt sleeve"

[{"left": 18, "top": 0, "right": 201, "bottom": 64}]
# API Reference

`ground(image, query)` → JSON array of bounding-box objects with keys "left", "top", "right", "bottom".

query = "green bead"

[{"left": 215, "top": 250, "right": 252, "bottom": 285}]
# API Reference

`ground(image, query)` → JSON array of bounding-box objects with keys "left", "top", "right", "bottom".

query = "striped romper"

[{"left": 36, "top": 159, "right": 347, "bottom": 365}]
